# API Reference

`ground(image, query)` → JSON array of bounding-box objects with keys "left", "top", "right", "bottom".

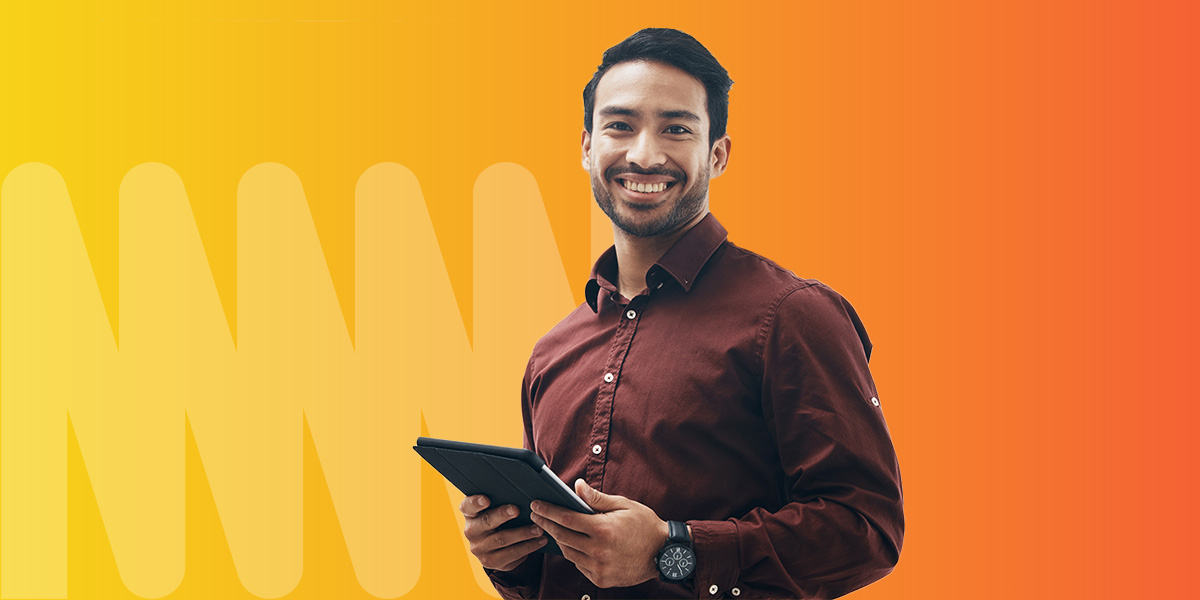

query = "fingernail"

[
  {"left": 507, "top": 506, "right": 517, "bottom": 517},
  {"left": 475, "top": 496, "right": 486, "bottom": 507},
  {"left": 537, "top": 536, "right": 547, "bottom": 545}
]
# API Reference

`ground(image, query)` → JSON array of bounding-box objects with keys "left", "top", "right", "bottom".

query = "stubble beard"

[{"left": 591, "top": 164, "right": 711, "bottom": 239}]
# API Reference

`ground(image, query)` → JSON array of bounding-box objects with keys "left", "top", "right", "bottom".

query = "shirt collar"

[{"left": 585, "top": 213, "right": 729, "bottom": 313}]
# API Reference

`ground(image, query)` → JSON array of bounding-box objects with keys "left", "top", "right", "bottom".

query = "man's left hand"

[{"left": 530, "top": 479, "right": 668, "bottom": 588}]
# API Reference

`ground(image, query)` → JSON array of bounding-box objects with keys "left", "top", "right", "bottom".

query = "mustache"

[{"left": 605, "top": 165, "right": 687, "bottom": 182}]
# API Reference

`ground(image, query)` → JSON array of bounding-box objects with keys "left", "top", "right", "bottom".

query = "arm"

[
  {"left": 688, "top": 283, "right": 904, "bottom": 598},
  {"left": 480, "top": 357, "right": 546, "bottom": 599},
  {"left": 529, "top": 284, "right": 903, "bottom": 597}
]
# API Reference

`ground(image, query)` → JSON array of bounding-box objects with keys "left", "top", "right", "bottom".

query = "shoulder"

[
  {"left": 716, "top": 241, "right": 827, "bottom": 302},
  {"left": 764, "top": 279, "right": 872, "bottom": 363},
  {"left": 716, "top": 242, "right": 871, "bottom": 360}
]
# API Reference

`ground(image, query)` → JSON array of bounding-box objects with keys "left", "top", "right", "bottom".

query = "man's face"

[{"left": 583, "top": 60, "right": 730, "bottom": 239}]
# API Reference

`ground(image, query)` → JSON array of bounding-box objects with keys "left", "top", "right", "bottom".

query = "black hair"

[{"left": 583, "top": 28, "right": 733, "bottom": 148}]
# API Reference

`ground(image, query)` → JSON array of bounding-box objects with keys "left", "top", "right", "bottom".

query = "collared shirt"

[{"left": 488, "top": 214, "right": 903, "bottom": 599}]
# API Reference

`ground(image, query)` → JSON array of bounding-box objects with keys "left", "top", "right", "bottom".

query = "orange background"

[{"left": 3, "top": 1, "right": 1199, "bottom": 598}]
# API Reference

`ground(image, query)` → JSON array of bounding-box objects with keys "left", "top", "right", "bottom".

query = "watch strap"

[
  {"left": 666, "top": 520, "right": 690, "bottom": 545},
  {"left": 657, "top": 520, "right": 696, "bottom": 583}
]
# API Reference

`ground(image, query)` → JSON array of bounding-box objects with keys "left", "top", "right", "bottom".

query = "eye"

[
  {"left": 664, "top": 125, "right": 692, "bottom": 135},
  {"left": 605, "top": 122, "right": 632, "bottom": 131}
]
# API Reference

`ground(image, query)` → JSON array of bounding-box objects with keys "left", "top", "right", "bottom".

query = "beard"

[{"left": 591, "top": 163, "right": 710, "bottom": 238}]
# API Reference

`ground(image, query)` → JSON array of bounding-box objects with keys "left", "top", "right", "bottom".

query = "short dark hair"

[{"left": 583, "top": 28, "right": 733, "bottom": 148}]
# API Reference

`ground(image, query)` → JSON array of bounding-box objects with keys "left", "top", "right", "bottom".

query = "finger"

[
  {"left": 530, "top": 512, "right": 591, "bottom": 551},
  {"left": 557, "top": 542, "right": 596, "bottom": 580},
  {"left": 574, "top": 478, "right": 627, "bottom": 512},
  {"left": 465, "top": 505, "right": 519, "bottom": 540},
  {"left": 481, "top": 504, "right": 520, "bottom": 531},
  {"left": 475, "top": 524, "right": 544, "bottom": 555},
  {"left": 531, "top": 500, "right": 587, "bottom": 532},
  {"left": 487, "top": 534, "right": 549, "bottom": 571},
  {"left": 460, "top": 495, "right": 490, "bottom": 518}
]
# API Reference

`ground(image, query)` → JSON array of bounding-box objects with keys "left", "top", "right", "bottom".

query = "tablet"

[{"left": 413, "top": 436, "right": 594, "bottom": 556}]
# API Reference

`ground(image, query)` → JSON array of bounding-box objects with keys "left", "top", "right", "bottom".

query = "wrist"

[
  {"left": 655, "top": 520, "right": 696, "bottom": 583},
  {"left": 644, "top": 519, "right": 670, "bottom": 582}
]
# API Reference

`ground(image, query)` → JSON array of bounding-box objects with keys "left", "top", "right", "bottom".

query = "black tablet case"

[{"left": 413, "top": 437, "right": 593, "bottom": 556}]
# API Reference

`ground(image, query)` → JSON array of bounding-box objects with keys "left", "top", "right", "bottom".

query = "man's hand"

[
  {"left": 530, "top": 479, "right": 669, "bottom": 588},
  {"left": 460, "top": 495, "right": 547, "bottom": 571}
]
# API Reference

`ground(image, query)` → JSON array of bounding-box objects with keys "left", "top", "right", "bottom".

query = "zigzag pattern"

[{"left": 1, "top": 162, "right": 610, "bottom": 598}]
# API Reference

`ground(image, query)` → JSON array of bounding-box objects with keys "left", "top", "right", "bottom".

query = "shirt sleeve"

[
  {"left": 687, "top": 283, "right": 904, "bottom": 599},
  {"left": 485, "top": 356, "right": 544, "bottom": 598}
]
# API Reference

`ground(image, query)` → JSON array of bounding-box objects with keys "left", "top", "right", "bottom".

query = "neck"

[{"left": 613, "top": 211, "right": 708, "bottom": 300}]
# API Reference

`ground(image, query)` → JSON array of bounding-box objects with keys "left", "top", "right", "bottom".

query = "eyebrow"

[
  {"left": 659, "top": 110, "right": 702, "bottom": 123},
  {"left": 599, "top": 106, "right": 703, "bottom": 123}
]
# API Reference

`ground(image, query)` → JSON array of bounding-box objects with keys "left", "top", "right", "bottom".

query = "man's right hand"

[{"left": 461, "top": 495, "right": 547, "bottom": 571}]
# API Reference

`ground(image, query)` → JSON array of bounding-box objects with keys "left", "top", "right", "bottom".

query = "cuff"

[
  {"left": 688, "top": 519, "right": 740, "bottom": 598},
  {"left": 484, "top": 556, "right": 541, "bottom": 599}
]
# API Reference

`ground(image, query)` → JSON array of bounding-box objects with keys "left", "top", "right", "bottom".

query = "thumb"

[{"left": 575, "top": 478, "right": 625, "bottom": 512}]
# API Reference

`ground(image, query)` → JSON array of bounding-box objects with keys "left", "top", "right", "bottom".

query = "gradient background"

[{"left": 2, "top": 1, "right": 1199, "bottom": 598}]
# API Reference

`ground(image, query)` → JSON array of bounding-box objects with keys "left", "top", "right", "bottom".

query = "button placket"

[{"left": 586, "top": 293, "right": 641, "bottom": 486}]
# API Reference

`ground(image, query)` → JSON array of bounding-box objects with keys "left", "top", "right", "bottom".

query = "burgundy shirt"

[{"left": 488, "top": 214, "right": 903, "bottom": 599}]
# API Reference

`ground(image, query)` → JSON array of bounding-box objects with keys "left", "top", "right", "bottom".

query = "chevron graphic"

[{"left": 1, "top": 161, "right": 612, "bottom": 599}]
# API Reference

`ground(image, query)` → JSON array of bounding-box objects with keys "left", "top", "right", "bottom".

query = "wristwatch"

[{"left": 656, "top": 520, "right": 696, "bottom": 582}]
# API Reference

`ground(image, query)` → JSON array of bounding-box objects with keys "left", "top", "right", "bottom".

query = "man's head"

[
  {"left": 584, "top": 28, "right": 733, "bottom": 148},
  {"left": 582, "top": 29, "right": 733, "bottom": 239}
]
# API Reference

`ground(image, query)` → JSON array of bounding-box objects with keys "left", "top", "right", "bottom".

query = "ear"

[
  {"left": 581, "top": 129, "right": 593, "bottom": 172},
  {"left": 709, "top": 135, "right": 731, "bottom": 178}
]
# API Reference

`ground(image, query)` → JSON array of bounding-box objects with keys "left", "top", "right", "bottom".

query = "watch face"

[{"left": 657, "top": 543, "right": 696, "bottom": 580}]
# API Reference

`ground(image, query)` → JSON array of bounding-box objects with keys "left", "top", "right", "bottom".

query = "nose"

[{"left": 625, "top": 130, "right": 667, "bottom": 169}]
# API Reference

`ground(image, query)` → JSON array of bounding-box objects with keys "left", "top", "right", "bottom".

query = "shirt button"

[
  {"left": 709, "top": 584, "right": 719, "bottom": 595},
  {"left": 603, "top": 373, "right": 614, "bottom": 383},
  {"left": 592, "top": 444, "right": 602, "bottom": 455},
  {"left": 626, "top": 309, "right": 637, "bottom": 319},
  {"left": 732, "top": 588, "right": 741, "bottom": 596}
]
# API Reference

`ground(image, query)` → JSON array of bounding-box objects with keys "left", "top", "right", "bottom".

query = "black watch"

[{"left": 656, "top": 520, "right": 696, "bottom": 582}]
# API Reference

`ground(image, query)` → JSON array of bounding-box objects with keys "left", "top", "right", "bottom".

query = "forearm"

[
  {"left": 688, "top": 497, "right": 902, "bottom": 599},
  {"left": 484, "top": 556, "right": 543, "bottom": 599}
]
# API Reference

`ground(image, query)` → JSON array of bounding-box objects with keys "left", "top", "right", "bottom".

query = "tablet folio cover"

[{"left": 413, "top": 437, "right": 590, "bottom": 556}]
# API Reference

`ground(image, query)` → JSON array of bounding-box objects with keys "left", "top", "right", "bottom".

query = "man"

[{"left": 459, "top": 28, "right": 903, "bottom": 599}]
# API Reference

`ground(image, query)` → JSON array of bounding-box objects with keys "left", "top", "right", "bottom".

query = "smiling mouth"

[{"left": 617, "top": 179, "right": 676, "bottom": 194}]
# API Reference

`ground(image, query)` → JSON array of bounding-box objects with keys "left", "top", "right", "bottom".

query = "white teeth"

[{"left": 622, "top": 180, "right": 668, "bottom": 193}]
